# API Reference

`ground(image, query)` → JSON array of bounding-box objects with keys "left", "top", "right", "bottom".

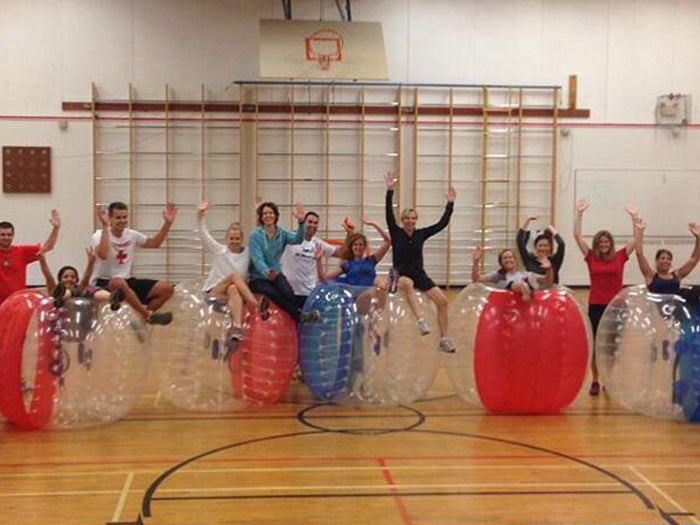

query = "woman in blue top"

[
  {"left": 316, "top": 217, "right": 391, "bottom": 313},
  {"left": 248, "top": 201, "right": 317, "bottom": 323},
  {"left": 631, "top": 210, "right": 700, "bottom": 295}
]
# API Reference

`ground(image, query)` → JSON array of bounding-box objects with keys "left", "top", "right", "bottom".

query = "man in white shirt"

[
  {"left": 281, "top": 211, "right": 343, "bottom": 310},
  {"left": 91, "top": 201, "right": 175, "bottom": 325}
]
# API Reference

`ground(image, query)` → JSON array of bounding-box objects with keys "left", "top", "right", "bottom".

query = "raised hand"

[
  {"left": 254, "top": 196, "right": 263, "bottom": 209},
  {"left": 690, "top": 222, "right": 700, "bottom": 238},
  {"left": 49, "top": 209, "right": 61, "bottom": 229},
  {"left": 446, "top": 186, "right": 457, "bottom": 203},
  {"left": 341, "top": 216, "right": 355, "bottom": 235},
  {"left": 384, "top": 171, "right": 397, "bottom": 190},
  {"left": 198, "top": 199, "right": 209, "bottom": 218},
  {"left": 625, "top": 204, "right": 641, "bottom": 220},
  {"left": 472, "top": 246, "right": 484, "bottom": 262},
  {"left": 163, "top": 203, "right": 177, "bottom": 224},
  {"left": 546, "top": 224, "right": 558, "bottom": 236},
  {"left": 537, "top": 253, "right": 552, "bottom": 269},
  {"left": 96, "top": 205, "right": 109, "bottom": 226},
  {"left": 292, "top": 203, "right": 305, "bottom": 222},
  {"left": 576, "top": 199, "right": 590, "bottom": 214},
  {"left": 85, "top": 245, "right": 96, "bottom": 262}
]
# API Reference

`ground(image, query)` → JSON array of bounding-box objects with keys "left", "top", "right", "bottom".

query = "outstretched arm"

[
  {"left": 40, "top": 210, "right": 61, "bottom": 254},
  {"left": 95, "top": 206, "right": 110, "bottom": 260},
  {"left": 516, "top": 217, "right": 537, "bottom": 262},
  {"left": 384, "top": 172, "right": 401, "bottom": 237},
  {"left": 422, "top": 186, "right": 456, "bottom": 238},
  {"left": 676, "top": 222, "right": 700, "bottom": 279},
  {"left": 623, "top": 204, "right": 639, "bottom": 255},
  {"left": 195, "top": 200, "right": 224, "bottom": 253},
  {"left": 315, "top": 244, "right": 343, "bottom": 282},
  {"left": 547, "top": 225, "right": 566, "bottom": 271},
  {"left": 142, "top": 204, "right": 177, "bottom": 248},
  {"left": 79, "top": 246, "right": 97, "bottom": 290},
  {"left": 363, "top": 217, "right": 391, "bottom": 262},
  {"left": 573, "top": 199, "right": 590, "bottom": 256},
  {"left": 37, "top": 248, "right": 56, "bottom": 292}
]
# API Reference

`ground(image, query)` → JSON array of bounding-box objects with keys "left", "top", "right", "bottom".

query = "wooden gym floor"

[{"left": 1, "top": 289, "right": 699, "bottom": 525}]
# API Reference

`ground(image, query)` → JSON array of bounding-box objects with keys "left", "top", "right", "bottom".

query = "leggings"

[{"left": 249, "top": 274, "right": 300, "bottom": 322}]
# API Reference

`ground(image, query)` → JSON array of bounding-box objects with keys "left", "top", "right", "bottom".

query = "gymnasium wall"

[{"left": 1, "top": 0, "right": 700, "bottom": 285}]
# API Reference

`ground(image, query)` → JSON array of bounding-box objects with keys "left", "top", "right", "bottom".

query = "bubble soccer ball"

[
  {"left": 155, "top": 280, "right": 297, "bottom": 411},
  {"left": 596, "top": 285, "right": 700, "bottom": 420},
  {"left": 0, "top": 290, "right": 149, "bottom": 429},
  {"left": 298, "top": 282, "right": 441, "bottom": 406},
  {"left": 446, "top": 284, "right": 591, "bottom": 414}
]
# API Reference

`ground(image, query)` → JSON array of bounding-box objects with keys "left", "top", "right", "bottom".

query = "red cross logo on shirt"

[{"left": 116, "top": 250, "right": 128, "bottom": 265}]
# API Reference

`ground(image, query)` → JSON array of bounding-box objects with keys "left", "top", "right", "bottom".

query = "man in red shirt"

[{"left": 0, "top": 210, "right": 61, "bottom": 305}]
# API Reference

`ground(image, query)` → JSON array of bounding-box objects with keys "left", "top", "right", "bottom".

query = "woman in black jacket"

[{"left": 516, "top": 215, "right": 565, "bottom": 284}]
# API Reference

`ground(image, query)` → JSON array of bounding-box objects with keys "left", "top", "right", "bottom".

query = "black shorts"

[
  {"left": 95, "top": 277, "right": 158, "bottom": 305},
  {"left": 400, "top": 270, "right": 436, "bottom": 292}
]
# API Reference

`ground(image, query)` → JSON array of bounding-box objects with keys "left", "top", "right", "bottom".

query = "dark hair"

[
  {"left": 256, "top": 202, "right": 280, "bottom": 226},
  {"left": 534, "top": 230, "right": 553, "bottom": 246},
  {"left": 57, "top": 265, "right": 79, "bottom": 282},
  {"left": 304, "top": 211, "right": 320, "bottom": 222},
  {"left": 108, "top": 201, "right": 129, "bottom": 216},
  {"left": 655, "top": 249, "right": 673, "bottom": 261},
  {"left": 0, "top": 221, "right": 14, "bottom": 232}
]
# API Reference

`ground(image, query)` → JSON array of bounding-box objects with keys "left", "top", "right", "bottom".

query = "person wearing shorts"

[{"left": 91, "top": 201, "right": 174, "bottom": 325}]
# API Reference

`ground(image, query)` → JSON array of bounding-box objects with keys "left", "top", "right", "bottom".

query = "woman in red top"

[{"left": 574, "top": 199, "right": 638, "bottom": 396}]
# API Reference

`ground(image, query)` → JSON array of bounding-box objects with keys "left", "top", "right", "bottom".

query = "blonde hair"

[
  {"left": 400, "top": 208, "right": 418, "bottom": 221},
  {"left": 227, "top": 222, "right": 244, "bottom": 238}
]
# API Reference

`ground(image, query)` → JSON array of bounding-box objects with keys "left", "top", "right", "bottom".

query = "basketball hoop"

[{"left": 305, "top": 29, "right": 343, "bottom": 71}]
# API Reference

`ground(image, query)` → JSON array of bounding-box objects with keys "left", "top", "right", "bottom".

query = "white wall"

[{"left": 2, "top": 0, "right": 700, "bottom": 285}]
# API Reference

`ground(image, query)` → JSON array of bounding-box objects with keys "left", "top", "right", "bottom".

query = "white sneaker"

[
  {"left": 416, "top": 318, "right": 430, "bottom": 336},
  {"left": 438, "top": 337, "right": 456, "bottom": 353}
]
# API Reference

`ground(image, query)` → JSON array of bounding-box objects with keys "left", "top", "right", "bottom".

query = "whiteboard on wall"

[{"left": 574, "top": 169, "right": 700, "bottom": 238}]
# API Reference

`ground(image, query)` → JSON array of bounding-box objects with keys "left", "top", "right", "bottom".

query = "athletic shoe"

[
  {"left": 211, "top": 338, "right": 221, "bottom": 360},
  {"left": 589, "top": 381, "right": 600, "bottom": 396},
  {"left": 146, "top": 311, "right": 173, "bottom": 326},
  {"left": 109, "top": 288, "right": 124, "bottom": 311},
  {"left": 372, "top": 333, "right": 382, "bottom": 356},
  {"left": 300, "top": 309, "right": 320, "bottom": 323},
  {"left": 259, "top": 297, "right": 270, "bottom": 321},
  {"left": 388, "top": 268, "right": 398, "bottom": 294},
  {"left": 416, "top": 318, "right": 430, "bottom": 336},
  {"left": 438, "top": 338, "right": 456, "bottom": 353}
]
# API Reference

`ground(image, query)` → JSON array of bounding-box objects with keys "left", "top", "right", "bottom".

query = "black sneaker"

[
  {"left": 259, "top": 297, "right": 270, "bottom": 321},
  {"left": 146, "top": 311, "right": 173, "bottom": 326},
  {"left": 300, "top": 309, "right": 320, "bottom": 323},
  {"left": 211, "top": 338, "right": 221, "bottom": 360},
  {"left": 109, "top": 288, "right": 125, "bottom": 311}
]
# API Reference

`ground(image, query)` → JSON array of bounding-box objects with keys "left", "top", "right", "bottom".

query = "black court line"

[
  {"left": 140, "top": 430, "right": 327, "bottom": 518},
  {"left": 412, "top": 429, "right": 655, "bottom": 510},
  {"left": 151, "top": 489, "right": 632, "bottom": 502}
]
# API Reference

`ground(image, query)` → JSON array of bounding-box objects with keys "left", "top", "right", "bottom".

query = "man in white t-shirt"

[
  {"left": 281, "top": 211, "right": 343, "bottom": 310},
  {"left": 91, "top": 201, "right": 175, "bottom": 325}
]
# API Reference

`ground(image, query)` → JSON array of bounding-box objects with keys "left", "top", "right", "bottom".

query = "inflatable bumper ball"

[
  {"left": 446, "top": 284, "right": 590, "bottom": 414},
  {"left": 0, "top": 290, "right": 149, "bottom": 429},
  {"left": 298, "top": 282, "right": 441, "bottom": 406},
  {"left": 596, "top": 285, "right": 700, "bottom": 420},
  {"left": 156, "top": 280, "right": 298, "bottom": 411}
]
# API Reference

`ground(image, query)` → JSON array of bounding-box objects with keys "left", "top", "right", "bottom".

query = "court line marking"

[
  {"left": 628, "top": 466, "right": 700, "bottom": 525},
  {"left": 110, "top": 472, "right": 134, "bottom": 523},
  {"left": 2, "top": 480, "right": 699, "bottom": 499},
  {"left": 2, "top": 463, "right": 700, "bottom": 478},
  {"left": 378, "top": 458, "right": 413, "bottom": 525}
]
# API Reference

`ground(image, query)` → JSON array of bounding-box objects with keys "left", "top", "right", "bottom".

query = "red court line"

[
  {"left": 378, "top": 458, "right": 413, "bottom": 525},
  {"left": 2, "top": 453, "right": 700, "bottom": 470}
]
